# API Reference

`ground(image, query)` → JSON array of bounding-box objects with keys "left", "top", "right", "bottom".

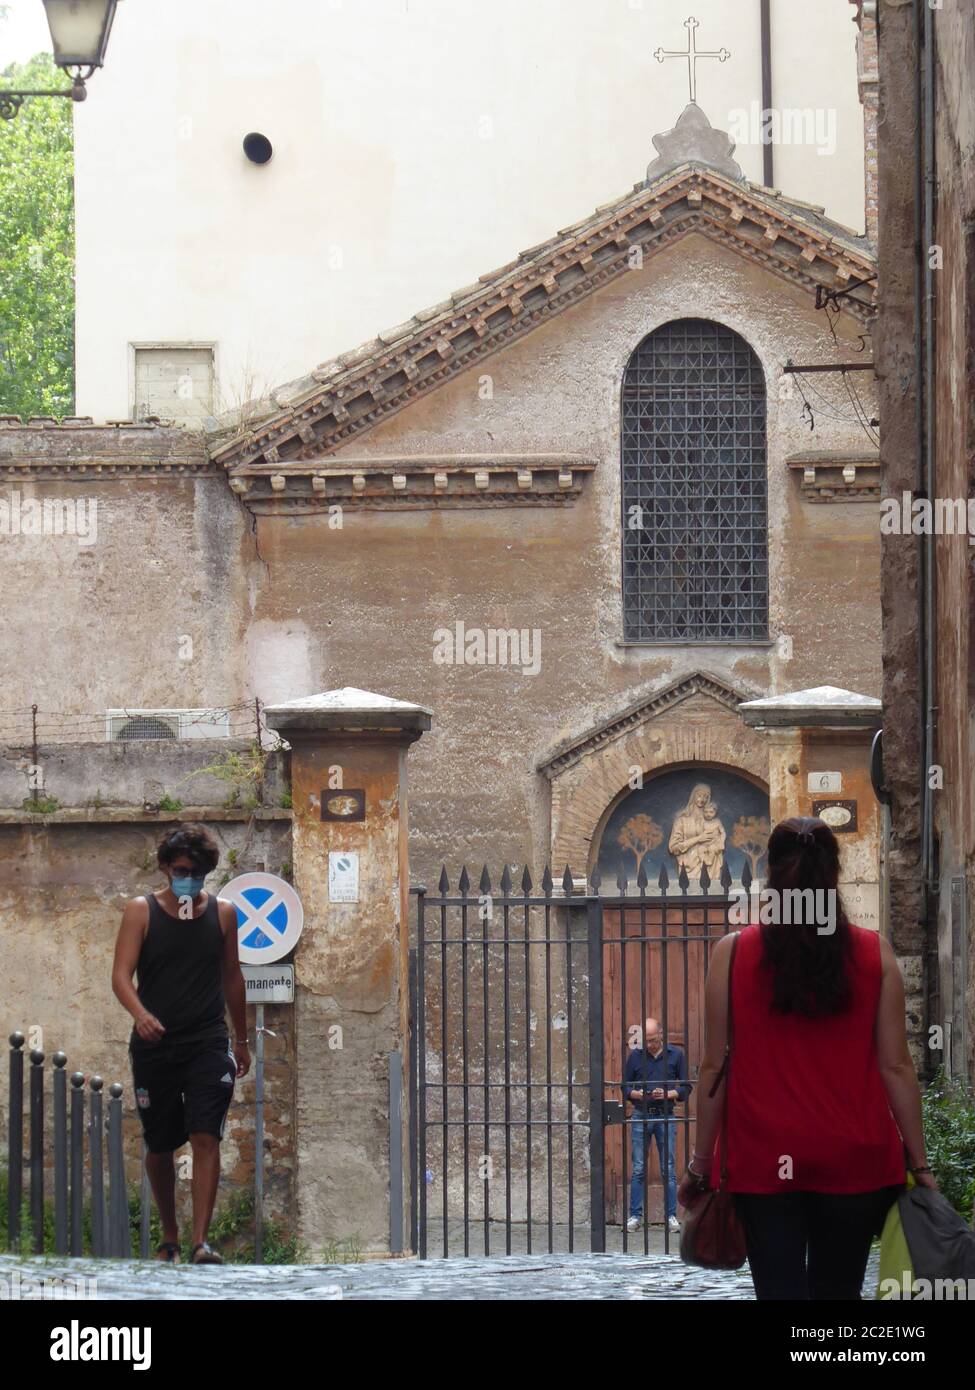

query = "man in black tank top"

[{"left": 112, "top": 824, "right": 250, "bottom": 1264}]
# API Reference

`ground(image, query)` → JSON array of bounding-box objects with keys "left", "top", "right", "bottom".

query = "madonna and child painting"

[{"left": 597, "top": 768, "right": 771, "bottom": 887}]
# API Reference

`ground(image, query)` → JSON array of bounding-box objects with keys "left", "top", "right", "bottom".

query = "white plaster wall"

[{"left": 73, "top": 0, "right": 865, "bottom": 421}]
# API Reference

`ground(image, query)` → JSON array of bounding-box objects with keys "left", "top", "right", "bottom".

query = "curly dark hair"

[
  {"left": 760, "top": 816, "right": 853, "bottom": 1018},
  {"left": 156, "top": 823, "right": 220, "bottom": 874}
]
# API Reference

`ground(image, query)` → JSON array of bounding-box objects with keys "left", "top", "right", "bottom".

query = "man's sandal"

[
  {"left": 155, "top": 1242, "right": 181, "bottom": 1263},
  {"left": 190, "top": 1242, "right": 224, "bottom": 1265}
]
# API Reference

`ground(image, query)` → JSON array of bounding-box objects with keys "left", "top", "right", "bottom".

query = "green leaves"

[
  {"left": 0, "top": 52, "right": 75, "bottom": 418},
  {"left": 922, "top": 1067, "right": 975, "bottom": 1222}
]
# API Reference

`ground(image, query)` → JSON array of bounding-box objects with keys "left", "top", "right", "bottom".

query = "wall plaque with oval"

[
  {"left": 320, "top": 789, "right": 366, "bottom": 821},
  {"left": 811, "top": 799, "right": 857, "bottom": 832}
]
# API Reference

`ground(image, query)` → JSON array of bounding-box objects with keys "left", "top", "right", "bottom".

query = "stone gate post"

[{"left": 263, "top": 687, "right": 432, "bottom": 1256}]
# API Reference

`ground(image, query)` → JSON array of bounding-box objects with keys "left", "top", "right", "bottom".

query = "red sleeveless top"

[{"left": 711, "top": 923, "right": 906, "bottom": 1193}]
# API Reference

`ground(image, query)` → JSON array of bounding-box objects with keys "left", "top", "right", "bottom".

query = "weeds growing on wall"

[{"left": 175, "top": 745, "right": 270, "bottom": 810}]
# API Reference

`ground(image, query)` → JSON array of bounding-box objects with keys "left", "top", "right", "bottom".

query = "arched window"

[{"left": 621, "top": 318, "right": 768, "bottom": 642}]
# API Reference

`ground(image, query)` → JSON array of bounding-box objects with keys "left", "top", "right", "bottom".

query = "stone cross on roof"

[{"left": 654, "top": 15, "right": 730, "bottom": 106}]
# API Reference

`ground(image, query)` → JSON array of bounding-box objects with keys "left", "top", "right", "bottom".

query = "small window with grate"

[
  {"left": 621, "top": 318, "right": 769, "bottom": 643},
  {"left": 116, "top": 716, "right": 178, "bottom": 740}
]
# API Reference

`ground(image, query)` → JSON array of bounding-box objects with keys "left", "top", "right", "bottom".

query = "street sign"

[
  {"left": 223, "top": 872, "right": 304, "bottom": 965},
  {"left": 328, "top": 851, "right": 359, "bottom": 903},
  {"left": 241, "top": 964, "right": 295, "bottom": 1003}
]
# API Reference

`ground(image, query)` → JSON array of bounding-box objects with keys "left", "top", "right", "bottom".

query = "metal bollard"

[
  {"left": 53, "top": 1052, "right": 68, "bottom": 1255},
  {"left": 70, "top": 1072, "right": 85, "bottom": 1255},
  {"left": 29, "top": 1049, "right": 44, "bottom": 1254},
  {"left": 89, "top": 1076, "right": 105, "bottom": 1257},
  {"left": 7, "top": 1032, "right": 24, "bottom": 1251},
  {"left": 107, "top": 1082, "right": 127, "bottom": 1257}
]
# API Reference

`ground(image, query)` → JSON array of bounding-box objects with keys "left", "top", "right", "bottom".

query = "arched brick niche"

[{"left": 538, "top": 673, "right": 769, "bottom": 875}]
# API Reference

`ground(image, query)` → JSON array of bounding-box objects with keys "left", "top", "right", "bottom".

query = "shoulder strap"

[
  {"left": 707, "top": 930, "right": 739, "bottom": 1097},
  {"left": 708, "top": 930, "right": 739, "bottom": 1186},
  {"left": 138, "top": 893, "right": 156, "bottom": 944}
]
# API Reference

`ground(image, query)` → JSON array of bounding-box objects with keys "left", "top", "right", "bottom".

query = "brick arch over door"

[{"left": 546, "top": 691, "right": 769, "bottom": 874}]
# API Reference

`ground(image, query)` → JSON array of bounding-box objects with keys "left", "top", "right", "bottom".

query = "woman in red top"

[{"left": 677, "top": 816, "right": 937, "bottom": 1300}]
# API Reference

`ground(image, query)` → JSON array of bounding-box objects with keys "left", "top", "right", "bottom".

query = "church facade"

[
  {"left": 2, "top": 107, "right": 883, "bottom": 909},
  {"left": 0, "top": 99, "right": 896, "bottom": 1245}
]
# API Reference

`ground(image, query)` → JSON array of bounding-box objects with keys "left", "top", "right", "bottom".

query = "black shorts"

[{"left": 129, "top": 1035, "right": 236, "bottom": 1154}]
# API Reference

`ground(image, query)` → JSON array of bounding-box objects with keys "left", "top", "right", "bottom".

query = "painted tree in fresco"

[
  {"left": 617, "top": 814, "right": 664, "bottom": 875},
  {"left": 730, "top": 815, "right": 771, "bottom": 880}
]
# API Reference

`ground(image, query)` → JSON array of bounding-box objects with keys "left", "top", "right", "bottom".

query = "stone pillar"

[
  {"left": 263, "top": 687, "right": 431, "bottom": 1256},
  {"left": 765, "top": 729, "right": 805, "bottom": 827},
  {"left": 741, "top": 686, "right": 883, "bottom": 930}
]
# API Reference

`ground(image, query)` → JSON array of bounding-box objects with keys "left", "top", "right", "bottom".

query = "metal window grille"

[
  {"left": 621, "top": 318, "right": 769, "bottom": 642},
  {"left": 116, "top": 716, "right": 178, "bottom": 740}
]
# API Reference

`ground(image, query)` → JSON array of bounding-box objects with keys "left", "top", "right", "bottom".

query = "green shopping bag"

[{"left": 876, "top": 1171, "right": 914, "bottom": 1299}]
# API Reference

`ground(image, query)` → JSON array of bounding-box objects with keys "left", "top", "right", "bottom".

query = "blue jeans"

[{"left": 629, "top": 1117, "right": 677, "bottom": 1221}]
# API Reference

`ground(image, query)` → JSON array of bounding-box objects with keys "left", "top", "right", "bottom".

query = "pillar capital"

[{"left": 263, "top": 686, "right": 432, "bottom": 743}]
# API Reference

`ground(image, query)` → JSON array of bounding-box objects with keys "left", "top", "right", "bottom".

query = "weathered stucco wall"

[
  {"left": 0, "top": 425, "right": 250, "bottom": 716},
  {"left": 0, "top": 225, "right": 888, "bottom": 1244},
  {"left": 0, "top": 813, "right": 295, "bottom": 1229},
  {"left": 1, "top": 236, "right": 880, "bottom": 894},
  {"left": 274, "top": 233, "right": 880, "bottom": 883}
]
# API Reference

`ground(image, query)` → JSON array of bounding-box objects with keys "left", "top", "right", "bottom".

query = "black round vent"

[{"left": 243, "top": 132, "right": 273, "bottom": 165}]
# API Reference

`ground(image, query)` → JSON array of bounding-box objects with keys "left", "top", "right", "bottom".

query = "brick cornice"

[
  {"left": 211, "top": 167, "right": 876, "bottom": 473},
  {"left": 786, "top": 449, "right": 881, "bottom": 502},
  {"left": 227, "top": 453, "right": 596, "bottom": 513}
]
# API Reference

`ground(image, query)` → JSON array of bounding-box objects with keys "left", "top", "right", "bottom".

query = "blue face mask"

[{"left": 171, "top": 873, "right": 206, "bottom": 899}]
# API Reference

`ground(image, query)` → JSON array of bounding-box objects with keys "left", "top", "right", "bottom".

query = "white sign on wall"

[
  {"left": 329, "top": 851, "right": 359, "bottom": 903},
  {"left": 808, "top": 771, "right": 842, "bottom": 794},
  {"left": 842, "top": 882, "right": 880, "bottom": 932}
]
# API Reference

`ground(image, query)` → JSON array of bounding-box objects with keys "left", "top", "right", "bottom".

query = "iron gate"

[{"left": 408, "top": 863, "right": 743, "bottom": 1258}]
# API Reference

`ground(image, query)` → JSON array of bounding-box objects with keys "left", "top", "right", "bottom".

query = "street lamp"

[{"left": 1, "top": 0, "right": 120, "bottom": 121}]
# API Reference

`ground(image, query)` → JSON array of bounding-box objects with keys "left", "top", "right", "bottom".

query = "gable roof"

[
  {"left": 212, "top": 163, "right": 875, "bottom": 472},
  {"left": 537, "top": 670, "right": 764, "bottom": 777}
]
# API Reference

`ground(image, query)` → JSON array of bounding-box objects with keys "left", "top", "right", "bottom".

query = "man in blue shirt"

[{"left": 622, "top": 1018, "right": 691, "bottom": 1231}]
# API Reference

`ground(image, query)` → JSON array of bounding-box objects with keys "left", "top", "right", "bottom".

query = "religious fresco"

[{"left": 596, "top": 767, "right": 771, "bottom": 887}]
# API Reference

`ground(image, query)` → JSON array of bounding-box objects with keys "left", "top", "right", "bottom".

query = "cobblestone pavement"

[
  {"left": 435, "top": 1220, "right": 683, "bottom": 1257},
  {"left": 0, "top": 1247, "right": 881, "bottom": 1301}
]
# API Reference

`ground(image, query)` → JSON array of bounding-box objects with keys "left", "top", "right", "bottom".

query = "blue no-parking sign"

[{"left": 223, "top": 872, "right": 304, "bottom": 965}]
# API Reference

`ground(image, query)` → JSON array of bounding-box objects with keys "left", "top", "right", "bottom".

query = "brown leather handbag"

[{"left": 679, "top": 931, "right": 748, "bottom": 1270}]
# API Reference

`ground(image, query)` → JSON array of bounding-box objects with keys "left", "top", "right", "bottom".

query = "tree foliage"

[{"left": 0, "top": 50, "right": 75, "bottom": 418}]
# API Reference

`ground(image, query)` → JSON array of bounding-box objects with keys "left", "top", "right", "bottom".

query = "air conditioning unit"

[{"left": 106, "top": 709, "right": 231, "bottom": 741}]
